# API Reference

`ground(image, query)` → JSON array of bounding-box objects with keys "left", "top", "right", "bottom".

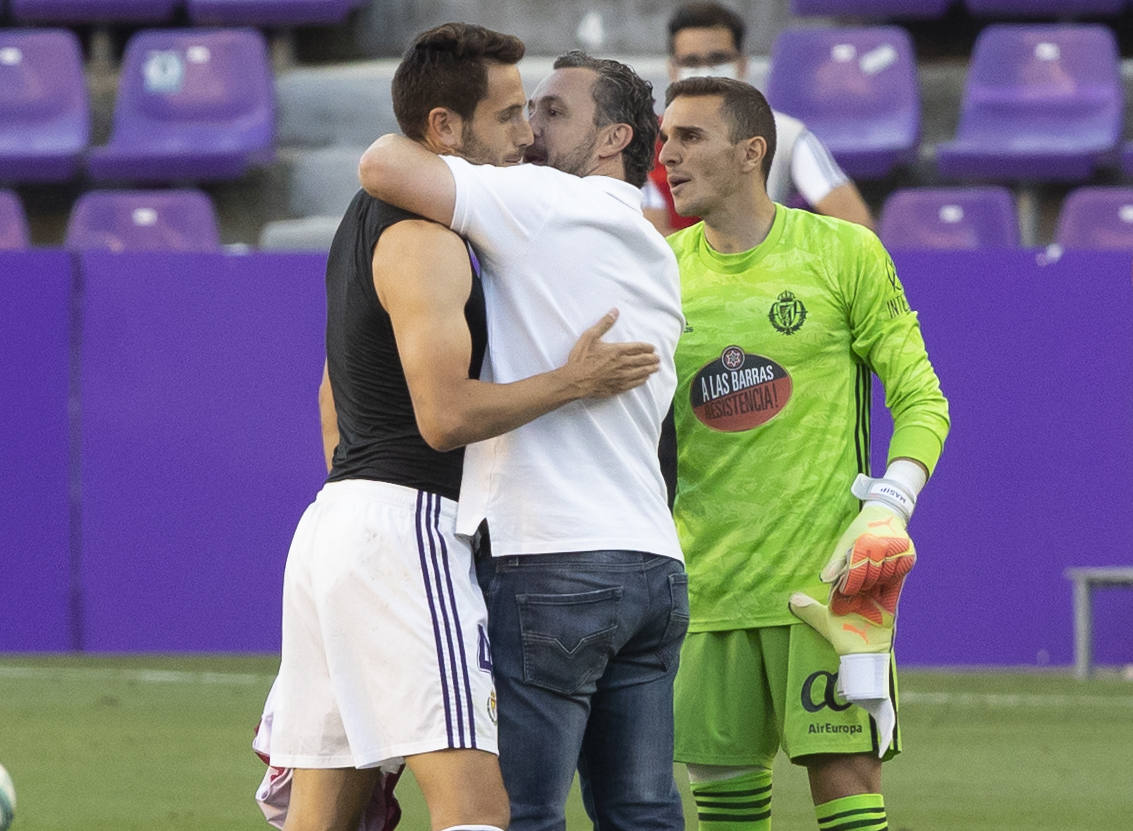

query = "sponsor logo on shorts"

[
  {"left": 808, "top": 722, "right": 863, "bottom": 735},
  {"left": 487, "top": 689, "right": 498, "bottom": 725},
  {"left": 769, "top": 291, "right": 807, "bottom": 335},
  {"left": 689, "top": 346, "right": 792, "bottom": 432},
  {"left": 800, "top": 670, "right": 852, "bottom": 713}
]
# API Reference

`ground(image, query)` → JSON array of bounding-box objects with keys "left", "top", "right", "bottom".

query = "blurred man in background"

[{"left": 643, "top": 1, "right": 875, "bottom": 234}]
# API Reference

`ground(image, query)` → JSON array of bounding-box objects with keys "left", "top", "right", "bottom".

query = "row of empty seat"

[
  {"left": 0, "top": 188, "right": 220, "bottom": 250},
  {"left": 4, "top": 186, "right": 1133, "bottom": 251},
  {"left": 767, "top": 23, "right": 1133, "bottom": 182},
  {"left": 4, "top": 22, "right": 1133, "bottom": 187},
  {"left": 792, "top": 0, "right": 1133, "bottom": 17},
  {"left": 0, "top": 27, "right": 273, "bottom": 183},
  {"left": 0, "top": 0, "right": 365, "bottom": 25},
  {"left": 878, "top": 186, "right": 1133, "bottom": 249}
]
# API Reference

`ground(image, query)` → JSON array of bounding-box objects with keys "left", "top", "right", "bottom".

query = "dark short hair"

[
  {"left": 667, "top": 2, "right": 745, "bottom": 54},
  {"left": 392, "top": 23, "right": 525, "bottom": 140},
  {"left": 664, "top": 76, "right": 777, "bottom": 180},
  {"left": 551, "top": 50, "right": 658, "bottom": 188}
]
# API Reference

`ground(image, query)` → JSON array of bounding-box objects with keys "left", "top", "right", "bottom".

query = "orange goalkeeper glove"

[
  {"left": 791, "top": 463, "right": 927, "bottom": 756},
  {"left": 819, "top": 473, "right": 917, "bottom": 597},
  {"left": 789, "top": 579, "right": 904, "bottom": 756}
]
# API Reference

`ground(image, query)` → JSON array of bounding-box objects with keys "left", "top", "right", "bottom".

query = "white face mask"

[{"left": 675, "top": 63, "right": 744, "bottom": 81}]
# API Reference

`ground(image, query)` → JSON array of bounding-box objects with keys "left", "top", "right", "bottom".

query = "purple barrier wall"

[
  {"left": 0, "top": 251, "right": 74, "bottom": 650},
  {"left": 2, "top": 250, "right": 1131, "bottom": 664},
  {"left": 78, "top": 252, "right": 326, "bottom": 651},
  {"left": 878, "top": 250, "right": 1133, "bottom": 666}
]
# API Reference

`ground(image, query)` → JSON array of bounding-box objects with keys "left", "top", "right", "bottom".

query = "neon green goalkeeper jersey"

[{"left": 669, "top": 206, "right": 950, "bottom": 631}]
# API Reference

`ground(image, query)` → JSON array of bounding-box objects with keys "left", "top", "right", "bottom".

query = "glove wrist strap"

[
  {"left": 851, "top": 474, "right": 915, "bottom": 523},
  {"left": 837, "top": 652, "right": 891, "bottom": 700}
]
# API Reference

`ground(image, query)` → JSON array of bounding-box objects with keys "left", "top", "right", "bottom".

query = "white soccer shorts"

[
  {"left": 253, "top": 678, "right": 403, "bottom": 829},
  {"left": 268, "top": 479, "right": 498, "bottom": 770}
]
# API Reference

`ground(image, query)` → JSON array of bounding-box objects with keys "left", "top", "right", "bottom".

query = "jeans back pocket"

[{"left": 516, "top": 586, "right": 623, "bottom": 696}]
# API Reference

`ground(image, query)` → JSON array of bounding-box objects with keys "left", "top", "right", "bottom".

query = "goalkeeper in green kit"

[{"left": 658, "top": 76, "right": 950, "bottom": 831}]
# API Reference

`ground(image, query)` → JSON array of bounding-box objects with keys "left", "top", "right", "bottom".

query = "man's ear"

[
  {"left": 423, "top": 106, "right": 464, "bottom": 154},
  {"left": 597, "top": 122, "right": 633, "bottom": 160},
  {"left": 740, "top": 135, "right": 767, "bottom": 175}
]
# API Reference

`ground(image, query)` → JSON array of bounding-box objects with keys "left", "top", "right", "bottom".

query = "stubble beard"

[
  {"left": 547, "top": 131, "right": 599, "bottom": 178},
  {"left": 460, "top": 124, "right": 508, "bottom": 166}
]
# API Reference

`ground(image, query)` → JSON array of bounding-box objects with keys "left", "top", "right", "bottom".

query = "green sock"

[
  {"left": 691, "top": 769, "right": 772, "bottom": 830},
  {"left": 815, "top": 792, "right": 887, "bottom": 831}
]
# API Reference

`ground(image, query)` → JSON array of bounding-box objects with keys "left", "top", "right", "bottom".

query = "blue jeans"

[{"left": 476, "top": 549, "right": 689, "bottom": 831}]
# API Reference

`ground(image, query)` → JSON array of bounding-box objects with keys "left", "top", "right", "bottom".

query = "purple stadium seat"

[
  {"left": 9, "top": 0, "right": 178, "bottom": 23},
  {"left": 0, "top": 190, "right": 31, "bottom": 249},
  {"left": 791, "top": 0, "right": 954, "bottom": 16},
  {"left": 1123, "top": 142, "right": 1133, "bottom": 177},
  {"left": 936, "top": 25, "right": 1122, "bottom": 181},
  {"left": 878, "top": 187, "right": 1018, "bottom": 249},
  {"left": 766, "top": 26, "right": 919, "bottom": 179},
  {"left": 88, "top": 28, "right": 275, "bottom": 183},
  {"left": 965, "top": 0, "right": 1125, "bottom": 17},
  {"left": 65, "top": 189, "right": 222, "bottom": 251},
  {"left": 0, "top": 29, "right": 89, "bottom": 183},
  {"left": 1055, "top": 187, "right": 1133, "bottom": 250},
  {"left": 187, "top": 0, "right": 356, "bottom": 26}
]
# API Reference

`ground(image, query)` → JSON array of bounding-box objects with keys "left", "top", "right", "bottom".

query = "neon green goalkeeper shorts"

[{"left": 673, "top": 624, "right": 901, "bottom": 767}]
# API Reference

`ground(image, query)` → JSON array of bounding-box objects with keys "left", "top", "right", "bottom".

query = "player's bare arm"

[
  {"left": 358, "top": 135, "right": 458, "bottom": 227},
  {"left": 376, "top": 220, "right": 660, "bottom": 452},
  {"left": 814, "top": 181, "right": 875, "bottom": 231},
  {"left": 317, "top": 360, "right": 337, "bottom": 472}
]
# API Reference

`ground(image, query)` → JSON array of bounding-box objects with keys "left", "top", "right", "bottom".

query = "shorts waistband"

[
  {"left": 318, "top": 479, "right": 457, "bottom": 518},
  {"left": 492, "top": 549, "right": 678, "bottom": 570}
]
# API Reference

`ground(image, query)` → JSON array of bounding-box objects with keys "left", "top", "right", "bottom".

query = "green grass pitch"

[{"left": 1, "top": 654, "right": 1131, "bottom": 830}]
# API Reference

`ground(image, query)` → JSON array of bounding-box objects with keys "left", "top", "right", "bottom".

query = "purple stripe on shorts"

[
  {"left": 432, "top": 494, "right": 477, "bottom": 749},
  {"left": 465, "top": 241, "right": 481, "bottom": 278},
  {"left": 415, "top": 489, "right": 453, "bottom": 747},
  {"left": 423, "top": 492, "right": 467, "bottom": 748}
]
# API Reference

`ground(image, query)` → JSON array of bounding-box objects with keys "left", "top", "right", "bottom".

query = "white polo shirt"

[
  {"left": 442, "top": 155, "right": 684, "bottom": 562},
  {"left": 766, "top": 111, "right": 849, "bottom": 207}
]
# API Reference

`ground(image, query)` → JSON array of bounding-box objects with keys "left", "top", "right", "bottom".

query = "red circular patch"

[{"left": 690, "top": 347, "right": 792, "bottom": 432}]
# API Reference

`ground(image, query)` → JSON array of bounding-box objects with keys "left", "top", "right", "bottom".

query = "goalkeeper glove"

[
  {"left": 819, "top": 473, "right": 917, "bottom": 597},
  {"left": 789, "top": 571, "right": 909, "bottom": 757},
  {"left": 792, "top": 462, "right": 927, "bottom": 755},
  {"left": 789, "top": 583, "right": 901, "bottom": 757}
]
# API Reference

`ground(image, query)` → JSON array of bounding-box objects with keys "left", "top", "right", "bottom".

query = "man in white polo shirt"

[{"left": 359, "top": 51, "right": 687, "bottom": 831}]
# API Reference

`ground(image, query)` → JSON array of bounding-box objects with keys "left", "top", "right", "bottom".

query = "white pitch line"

[
  {"left": 0, "top": 665, "right": 274, "bottom": 685},
  {"left": 902, "top": 690, "right": 1133, "bottom": 708},
  {"left": 0, "top": 666, "right": 1130, "bottom": 708}
]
